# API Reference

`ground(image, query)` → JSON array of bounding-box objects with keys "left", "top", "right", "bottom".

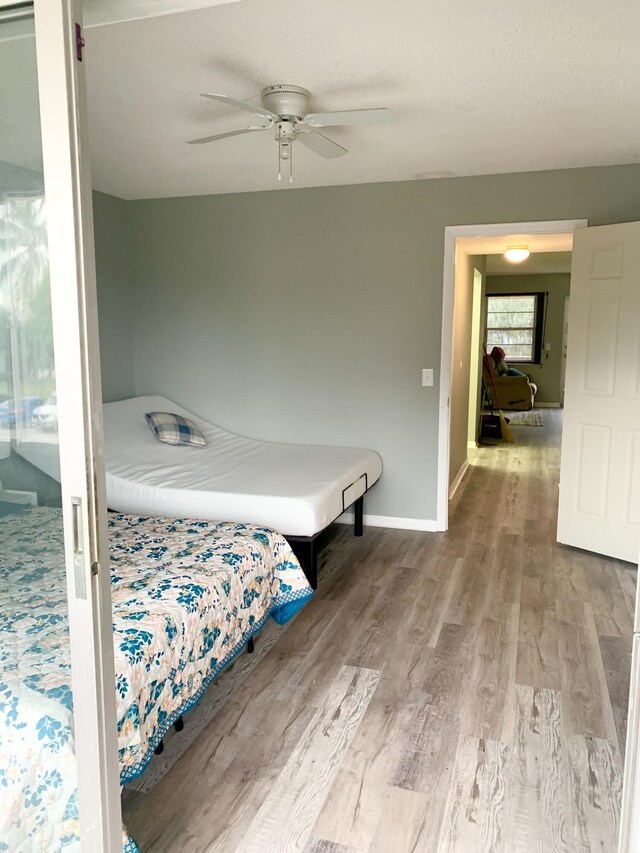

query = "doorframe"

[
  {"left": 35, "top": 1, "right": 122, "bottom": 848},
  {"left": 559, "top": 293, "right": 570, "bottom": 407},
  {"left": 0, "top": 0, "right": 122, "bottom": 847},
  {"left": 436, "top": 218, "right": 588, "bottom": 531}
]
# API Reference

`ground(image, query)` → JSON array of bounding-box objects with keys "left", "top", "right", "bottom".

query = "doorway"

[
  {"left": 438, "top": 220, "right": 639, "bottom": 853},
  {"left": 436, "top": 219, "right": 587, "bottom": 531}
]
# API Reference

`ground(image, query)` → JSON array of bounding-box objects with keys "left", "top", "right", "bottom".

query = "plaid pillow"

[{"left": 145, "top": 411, "right": 207, "bottom": 447}]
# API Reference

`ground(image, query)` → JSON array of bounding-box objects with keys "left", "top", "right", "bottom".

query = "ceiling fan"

[{"left": 187, "top": 84, "right": 396, "bottom": 183}]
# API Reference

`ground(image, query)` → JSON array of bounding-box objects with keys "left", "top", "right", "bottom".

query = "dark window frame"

[{"left": 485, "top": 291, "right": 546, "bottom": 364}]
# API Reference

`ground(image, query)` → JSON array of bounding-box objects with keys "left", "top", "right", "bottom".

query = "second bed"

[
  {"left": 104, "top": 396, "right": 382, "bottom": 586},
  {"left": 1, "top": 504, "right": 312, "bottom": 852}
]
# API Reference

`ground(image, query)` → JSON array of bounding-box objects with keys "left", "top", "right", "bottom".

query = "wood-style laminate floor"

[{"left": 122, "top": 410, "right": 636, "bottom": 852}]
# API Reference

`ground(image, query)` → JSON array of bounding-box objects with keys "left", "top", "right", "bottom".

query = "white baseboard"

[
  {"left": 467, "top": 440, "right": 478, "bottom": 450},
  {"left": 449, "top": 459, "right": 470, "bottom": 500},
  {"left": 337, "top": 512, "right": 438, "bottom": 532},
  {"left": 535, "top": 402, "right": 561, "bottom": 408}
]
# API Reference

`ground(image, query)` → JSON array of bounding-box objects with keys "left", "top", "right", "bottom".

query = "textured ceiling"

[
  {"left": 84, "top": 0, "right": 243, "bottom": 27},
  {"left": 81, "top": 0, "right": 640, "bottom": 198},
  {"left": 458, "top": 233, "right": 574, "bottom": 255}
]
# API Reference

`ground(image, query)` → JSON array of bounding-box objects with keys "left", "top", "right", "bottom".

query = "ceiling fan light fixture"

[{"left": 504, "top": 246, "right": 530, "bottom": 263}]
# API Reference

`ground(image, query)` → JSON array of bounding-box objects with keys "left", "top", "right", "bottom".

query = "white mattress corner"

[{"left": 103, "top": 395, "right": 381, "bottom": 537}]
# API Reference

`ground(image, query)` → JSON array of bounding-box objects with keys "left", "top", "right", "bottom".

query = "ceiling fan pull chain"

[{"left": 289, "top": 140, "right": 293, "bottom": 184}]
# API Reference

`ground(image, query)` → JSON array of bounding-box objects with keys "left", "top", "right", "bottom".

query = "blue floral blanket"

[{"left": 0, "top": 507, "right": 313, "bottom": 852}]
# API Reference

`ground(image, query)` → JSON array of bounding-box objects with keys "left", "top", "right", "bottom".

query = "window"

[
  {"left": 485, "top": 292, "right": 545, "bottom": 363},
  {"left": 0, "top": 189, "right": 59, "bottom": 478}
]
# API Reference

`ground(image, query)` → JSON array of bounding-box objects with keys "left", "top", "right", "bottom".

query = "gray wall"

[
  {"left": 449, "top": 253, "right": 485, "bottom": 488},
  {"left": 93, "top": 191, "right": 136, "bottom": 402},
  {"left": 486, "top": 273, "right": 571, "bottom": 404},
  {"left": 97, "top": 163, "right": 640, "bottom": 522},
  {"left": 470, "top": 261, "right": 488, "bottom": 445}
]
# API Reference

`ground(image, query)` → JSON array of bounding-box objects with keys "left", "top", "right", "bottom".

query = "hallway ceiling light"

[{"left": 504, "top": 246, "right": 531, "bottom": 263}]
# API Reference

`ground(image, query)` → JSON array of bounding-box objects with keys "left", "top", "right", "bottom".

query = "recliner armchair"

[{"left": 482, "top": 356, "right": 536, "bottom": 411}]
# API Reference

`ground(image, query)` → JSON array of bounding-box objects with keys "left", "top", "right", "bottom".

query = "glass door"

[{"left": 0, "top": 1, "right": 121, "bottom": 850}]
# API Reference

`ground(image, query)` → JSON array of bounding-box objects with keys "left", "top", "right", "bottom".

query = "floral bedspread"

[{"left": 0, "top": 507, "right": 313, "bottom": 852}]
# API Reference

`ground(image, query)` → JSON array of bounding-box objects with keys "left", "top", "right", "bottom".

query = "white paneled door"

[
  {"left": 557, "top": 221, "right": 640, "bottom": 563},
  {"left": 1, "top": 0, "right": 121, "bottom": 849}
]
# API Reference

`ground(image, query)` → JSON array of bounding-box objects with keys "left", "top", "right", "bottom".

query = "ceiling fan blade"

[
  {"left": 296, "top": 130, "right": 348, "bottom": 159},
  {"left": 187, "top": 126, "right": 269, "bottom": 145},
  {"left": 303, "top": 108, "right": 396, "bottom": 128},
  {"left": 201, "top": 93, "right": 276, "bottom": 121}
]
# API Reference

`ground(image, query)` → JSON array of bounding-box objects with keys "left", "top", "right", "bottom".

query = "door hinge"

[
  {"left": 91, "top": 561, "right": 99, "bottom": 576},
  {"left": 75, "top": 23, "right": 85, "bottom": 61}
]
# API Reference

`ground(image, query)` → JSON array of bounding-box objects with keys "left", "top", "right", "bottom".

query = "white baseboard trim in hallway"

[
  {"left": 449, "top": 459, "right": 470, "bottom": 500},
  {"left": 337, "top": 512, "right": 438, "bottom": 532}
]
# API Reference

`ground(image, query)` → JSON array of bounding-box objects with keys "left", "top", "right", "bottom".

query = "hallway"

[{"left": 123, "top": 409, "right": 634, "bottom": 852}]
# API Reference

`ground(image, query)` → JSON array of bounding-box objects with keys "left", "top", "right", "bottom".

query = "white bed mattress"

[{"left": 103, "top": 396, "right": 382, "bottom": 538}]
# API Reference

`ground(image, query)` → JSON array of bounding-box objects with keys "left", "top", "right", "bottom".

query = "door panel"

[
  {"left": 0, "top": 1, "right": 120, "bottom": 849},
  {"left": 590, "top": 242, "right": 624, "bottom": 279},
  {"left": 626, "top": 433, "right": 640, "bottom": 527},
  {"left": 0, "top": 16, "right": 79, "bottom": 850},
  {"left": 558, "top": 221, "right": 640, "bottom": 563},
  {"left": 583, "top": 296, "right": 618, "bottom": 395},
  {"left": 576, "top": 423, "right": 610, "bottom": 518},
  {"left": 35, "top": 0, "right": 122, "bottom": 848}
]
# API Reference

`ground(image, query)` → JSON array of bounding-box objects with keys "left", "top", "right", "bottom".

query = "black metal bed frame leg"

[
  {"left": 174, "top": 715, "right": 184, "bottom": 732},
  {"left": 305, "top": 539, "right": 318, "bottom": 590},
  {"left": 286, "top": 537, "right": 318, "bottom": 590},
  {"left": 354, "top": 496, "right": 364, "bottom": 537},
  {"left": 247, "top": 636, "right": 254, "bottom": 654},
  {"left": 285, "top": 494, "right": 368, "bottom": 589},
  {"left": 155, "top": 739, "right": 164, "bottom": 755}
]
